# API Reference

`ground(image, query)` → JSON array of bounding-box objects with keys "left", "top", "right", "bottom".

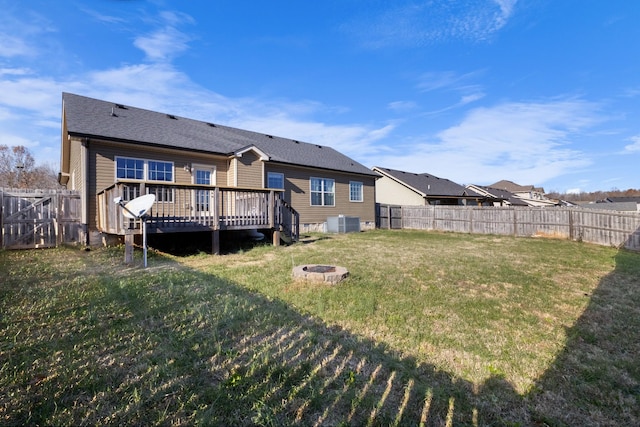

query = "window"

[
  {"left": 267, "top": 172, "right": 284, "bottom": 189},
  {"left": 195, "top": 169, "right": 212, "bottom": 212},
  {"left": 195, "top": 169, "right": 212, "bottom": 186},
  {"left": 116, "top": 157, "right": 144, "bottom": 180},
  {"left": 148, "top": 160, "right": 173, "bottom": 182},
  {"left": 115, "top": 157, "right": 174, "bottom": 182},
  {"left": 350, "top": 181, "right": 363, "bottom": 202},
  {"left": 310, "top": 177, "right": 335, "bottom": 206}
]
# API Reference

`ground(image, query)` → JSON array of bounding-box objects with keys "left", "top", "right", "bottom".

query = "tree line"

[
  {"left": 0, "top": 145, "right": 62, "bottom": 189},
  {"left": 546, "top": 188, "right": 640, "bottom": 202}
]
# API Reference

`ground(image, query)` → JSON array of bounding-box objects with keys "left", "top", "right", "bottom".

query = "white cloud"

[
  {"left": 133, "top": 11, "right": 194, "bottom": 62},
  {"left": 0, "top": 68, "right": 33, "bottom": 76},
  {"left": 623, "top": 135, "right": 640, "bottom": 153},
  {"left": 347, "top": 0, "right": 519, "bottom": 48},
  {"left": 0, "top": 33, "right": 35, "bottom": 57},
  {"left": 134, "top": 27, "right": 192, "bottom": 62},
  {"left": 361, "top": 99, "right": 600, "bottom": 186},
  {"left": 388, "top": 101, "right": 418, "bottom": 112},
  {"left": 460, "top": 92, "right": 486, "bottom": 106},
  {"left": 416, "top": 70, "right": 485, "bottom": 110},
  {"left": 0, "top": 8, "right": 56, "bottom": 59},
  {"left": 0, "top": 132, "right": 37, "bottom": 148}
]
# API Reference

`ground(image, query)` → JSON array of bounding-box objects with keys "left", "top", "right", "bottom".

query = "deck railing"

[{"left": 97, "top": 181, "right": 297, "bottom": 238}]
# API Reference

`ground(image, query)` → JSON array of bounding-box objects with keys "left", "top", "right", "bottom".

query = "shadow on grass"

[
  {"left": 1, "top": 245, "right": 638, "bottom": 425},
  {"left": 522, "top": 248, "right": 640, "bottom": 425}
]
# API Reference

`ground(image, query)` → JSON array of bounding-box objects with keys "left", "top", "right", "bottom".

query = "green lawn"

[{"left": 1, "top": 229, "right": 638, "bottom": 426}]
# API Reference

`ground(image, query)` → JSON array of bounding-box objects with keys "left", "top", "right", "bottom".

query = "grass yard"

[{"left": 1, "top": 229, "right": 639, "bottom": 426}]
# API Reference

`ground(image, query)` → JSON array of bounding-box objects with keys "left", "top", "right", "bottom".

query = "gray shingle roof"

[
  {"left": 62, "top": 92, "right": 377, "bottom": 177},
  {"left": 472, "top": 185, "right": 529, "bottom": 206},
  {"left": 373, "top": 167, "right": 481, "bottom": 197}
]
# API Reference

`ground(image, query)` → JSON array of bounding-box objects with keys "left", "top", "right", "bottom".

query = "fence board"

[
  {"left": 1, "top": 189, "right": 81, "bottom": 249},
  {"left": 377, "top": 204, "right": 640, "bottom": 251}
]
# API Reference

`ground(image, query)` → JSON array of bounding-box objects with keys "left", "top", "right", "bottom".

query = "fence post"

[
  {"left": 432, "top": 205, "right": 436, "bottom": 230},
  {"left": 568, "top": 208, "right": 574, "bottom": 241},
  {"left": 54, "top": 193, "right": 61, "bottom": 246}
]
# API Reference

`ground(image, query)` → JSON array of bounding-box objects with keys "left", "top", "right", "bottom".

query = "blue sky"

[{"left": 1, "top": 0, "right": 639, "bottom": 193}]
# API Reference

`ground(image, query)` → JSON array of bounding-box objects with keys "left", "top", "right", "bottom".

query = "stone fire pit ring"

[{"left": 292, "top": 264, "right": 349, "bottom": 285}]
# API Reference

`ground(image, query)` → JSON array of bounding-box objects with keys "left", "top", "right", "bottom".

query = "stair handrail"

[{"left": 276, "top": 197, "right": 300, "bottom": 242}]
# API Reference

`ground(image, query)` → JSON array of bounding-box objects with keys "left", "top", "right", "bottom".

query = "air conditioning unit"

[{"left": 326, "top": 215, "right": 360, "bottom": 233}]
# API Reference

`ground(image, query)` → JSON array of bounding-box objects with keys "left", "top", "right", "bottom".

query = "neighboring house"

[
  {"left": 487, "top": 180, "right": 558, "bottom": 207},
  {"left": 465, "top": 184, "right": 529, "bottom": 207},
  {"left": 576, "top": 197, "right": 640, "bottom": 212},
  {"left": 59, "top": 93, "right": 378, "bottom": 249},
  {"left": 372, "top": 167, "right": 491, "bottom": 206},
  {"left": 604, "top": 196, "right": 640, "bottom": 207}
]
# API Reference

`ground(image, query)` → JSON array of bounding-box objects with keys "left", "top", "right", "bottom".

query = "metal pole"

[{"left": 142, "top": 217, "right": 148, "bottom": 268}]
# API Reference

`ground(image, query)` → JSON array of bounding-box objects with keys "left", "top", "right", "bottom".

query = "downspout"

[{"left": 81, "top": 137, "right": 90, "bottom": 247}]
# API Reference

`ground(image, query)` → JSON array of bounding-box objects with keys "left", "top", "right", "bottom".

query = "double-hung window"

[
  {"left": 349, "top": 181, "right": 363, "bottom": 202},
  {"left": 310, "top": 177, "right": 335, "bottom": 206}
]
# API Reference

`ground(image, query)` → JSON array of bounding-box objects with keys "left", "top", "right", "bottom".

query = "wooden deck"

[{"left": 97, "top": 181, "right": 299, "bottom": 241}]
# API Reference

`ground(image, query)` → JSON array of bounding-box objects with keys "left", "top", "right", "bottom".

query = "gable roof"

[
  {"left": 373, "top": 166, "right": 482, "bottom": 198},
  {"left": 62, "top": 92, "right": 377, "bottom": 177},
  {"left": 489, "top": 180, "right": 544, "bottom": 194},
  {"left": 467, "top": 184, "right": 529, "bottom": 206}
]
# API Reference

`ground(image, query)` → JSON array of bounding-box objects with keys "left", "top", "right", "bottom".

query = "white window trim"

[
  {"left": 310, "top": 177, "right": 336, "bottom": 207},
  {"left": 191, "top": 164, "right": 217, "bottom": 186},
  {"left": 115, "top": 156, "right": 175, "bottom": 183},
  {"left": 349, "top": 181, "right": 363, "bottom": 202}
]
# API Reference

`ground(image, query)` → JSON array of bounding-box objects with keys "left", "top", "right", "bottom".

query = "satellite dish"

[
  {"left": 121, "top": 194, "right": 156, "bottom": 219},
  {"left": 114, "top": 193, "right": 156, "bottom": 268}
]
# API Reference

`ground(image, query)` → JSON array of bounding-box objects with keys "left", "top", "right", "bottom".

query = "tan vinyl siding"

[
  {"left": 69, "top": 137, "right": 83, "bottom": 192},
  {"left": 87, "top": 139, "right": 229, "bottom": 229},
  {"left": 235, "top": 151, "right": 263, "bottom": 188},
  {"left": 265, "top": 164, "right": 376, "bottom": 224},
  {"left": 228, "top": 159, "right": 236, "bottom": 186}
]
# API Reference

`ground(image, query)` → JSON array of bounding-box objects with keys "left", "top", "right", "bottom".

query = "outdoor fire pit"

[{"left": 292, "top": 264, "right": 349, "bottom": 285}]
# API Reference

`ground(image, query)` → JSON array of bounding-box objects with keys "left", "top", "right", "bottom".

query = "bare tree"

[{"left": 0, "top": 145, "right": 62, "bottom": 189}]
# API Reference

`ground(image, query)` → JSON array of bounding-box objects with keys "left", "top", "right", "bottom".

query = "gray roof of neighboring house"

[
  {"left": 489, "top": 180, "right": 544, "bottom": 193},
  {"left": 581, "top": 201, "right": 639, "bottom": 212},
  {"left": 62, "top": 92, "right": 377, "bottom": 177},
  {"left": 471, "top": 185, "right": 529, "bottom": 206},
  {"left": 605, "top": 196, "right": 640, "bottom": 203},
  {"left": 373, "top": 167, "right": 483, "bottom": 198}
]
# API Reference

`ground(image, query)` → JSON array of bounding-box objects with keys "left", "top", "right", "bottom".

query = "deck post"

[
  {"left": 124, "top": 233, "right": 134, "bottom": 264},
  {"left": 268, "top": 190, "right": 275, "bottom": 228},
  {"left": 212, "top": 229, "right": 220, "bottom": 255},
  {"left": 273, "top": 229, "right": 281, "bottom": 247}
]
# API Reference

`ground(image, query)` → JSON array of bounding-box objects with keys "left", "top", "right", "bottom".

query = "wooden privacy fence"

[
  {"left": 377, "top": 204, "right": 640, "bottom": 251},
  {"left": 0, "top": 189, "right": 82, "bottom": 249}
]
